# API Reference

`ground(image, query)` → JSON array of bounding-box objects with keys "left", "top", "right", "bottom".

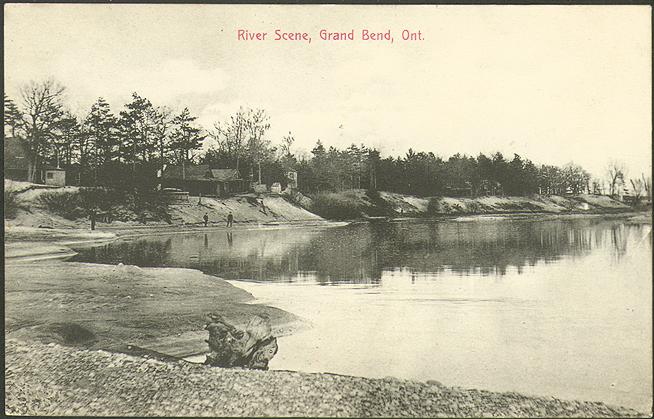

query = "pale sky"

[{"left": 4, "top": 4, "right": 651, "bottom": 178}]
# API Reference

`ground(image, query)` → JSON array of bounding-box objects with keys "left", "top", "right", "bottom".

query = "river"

[{"left": 71, "top": 215, "right": 652, "bottom": 411}]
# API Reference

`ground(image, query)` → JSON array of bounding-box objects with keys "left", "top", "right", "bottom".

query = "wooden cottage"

[{"left": 162, "top": 164, "right": 246, "bottom": 197}]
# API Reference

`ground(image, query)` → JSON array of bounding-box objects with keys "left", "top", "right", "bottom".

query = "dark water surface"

[
  {"left": 72, "top": 217, "right": 644, "bottom": 283},
  {"left": 71, "top": 216, "right": 652, "bottom": 411}
]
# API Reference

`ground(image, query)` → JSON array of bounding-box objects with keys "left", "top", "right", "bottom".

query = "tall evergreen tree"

[{"left": 169, "top": 107, "right": 205, "bottom": 165}]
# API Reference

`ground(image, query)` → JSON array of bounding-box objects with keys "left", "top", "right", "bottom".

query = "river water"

[{"left": 72, "top": 216, "right": 652, "bottom": 411}]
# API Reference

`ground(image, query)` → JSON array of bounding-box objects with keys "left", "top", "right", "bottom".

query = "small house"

[
  {"left": 270, "top": 182, "right": 282, "bottom": 194},
  {"left": 44, "top": 167, "right": 66, "bottom": 186},
  {"left": 162, "top": 164, "right": 247, "bottom": 197}
]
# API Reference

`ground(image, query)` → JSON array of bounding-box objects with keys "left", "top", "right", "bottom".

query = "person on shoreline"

[
  {"left": 89, "top": 208, "right": 97, "bottom": 231},
  {"left": 226, "top": 211, "right": 234, "bottom": 228},
  {"left": 203, "top": 213, "right": 209, "bottom": 227}
]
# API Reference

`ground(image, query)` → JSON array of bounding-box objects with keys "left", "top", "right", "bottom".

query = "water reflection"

[{"left": 71, "top": 218, "right": 650, "bottom": 285}]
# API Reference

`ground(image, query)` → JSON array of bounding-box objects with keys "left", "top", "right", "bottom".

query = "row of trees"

[
  {"left": 4, "top": 78, "right": 649, "bottom": 200},
  {"left": 4, "top": 79, "right": 205, "bottom": 186},
  {"left": 294, "top": 146, "right": 594, "bottom": 197}
]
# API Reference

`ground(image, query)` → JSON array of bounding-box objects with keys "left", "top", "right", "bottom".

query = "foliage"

[
  {"left": 364, "top": 189, "right": 394, "bottom": 216},
  {"left": 168, "top": 107, "right": 205, "bottom": 165},
  {"left": 427, "top": 198, "right": 443, "bottom": 215},
  {"left": 310, "top": 192, "right": 362, "bottom": 220},
  {"left": 38, "top": 191, "right": 85, "bottom": 220},
  {"left": 37, "top": 188, "right": 170, "bottom": 222},
  {"left": 4, "top": 191, "right": 20, "bottom": 219}
]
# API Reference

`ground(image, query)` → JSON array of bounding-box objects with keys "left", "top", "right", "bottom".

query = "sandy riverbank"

[
  {"left": 4, "top": 261, "right": 303, "bottom": 358},
  {"left": 5, "top": 339, "right": 645, "bottom": 417}
]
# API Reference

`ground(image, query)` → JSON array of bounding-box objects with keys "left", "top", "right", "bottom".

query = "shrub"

[
  {"left": 4, "top": 190, "right": 20, "bottom": 219},
  {"left": 466, "top": 201, "right": 481, "bottom": 213},
  {"left": 364, "top": 189, "right": 394, "bottom": 216},
  {"left": 311, "top": 192, "right": 361, "bottom": 220},
  {"left": 37, "top": 187, "right": 171, "bottom": 223},
  {"left": 38, "top": 191, "right": 85, "bottom": 220},
  {"left": 427, "top": 197, "right": 443, "bottom": 215}
]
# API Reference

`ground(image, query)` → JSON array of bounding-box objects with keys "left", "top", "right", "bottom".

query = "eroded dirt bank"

[{"left": 310, "top": 189, "right": 634, "bottom": 219}]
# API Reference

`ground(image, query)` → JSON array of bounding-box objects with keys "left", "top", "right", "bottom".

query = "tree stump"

[{"left": 204, "top": 314, "right": 278, "bottom": 370}]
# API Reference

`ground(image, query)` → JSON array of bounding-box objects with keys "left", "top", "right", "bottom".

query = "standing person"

[
  {"left": 203, "top": 213, "right": 209, "bottom": 227},
  {"left": 227, "top": 211, "right": 234, "bottom": 228},
  {"left": 89, "top": 208, "right": 96, "bottom": 231}
]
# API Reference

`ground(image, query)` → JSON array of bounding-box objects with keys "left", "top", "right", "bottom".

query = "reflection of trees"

[
  {"left": 71, "top": 220, "right": 647, "bottom": 285},
  {"left": 610, "top": 224, "right": 627, "bottom": 259},
  {"left": 71, "top": 237, "right": 173, "bottom": 267},
  {"left": 294, "top": 219, "right": 642, "bottom": 283}
]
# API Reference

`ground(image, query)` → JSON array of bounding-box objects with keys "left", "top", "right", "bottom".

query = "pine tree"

[
  {"left": 85, "top": 98, "right": 118, "bottom": 166},
  {"left": 169, "top": 107, "right": 205, "bottom": 165},
  {"left": 4, "top": 93, "right": 24, "bottom": 137},
  {"left": 118, "top": 93, "right": 157, "bottom": 171}
]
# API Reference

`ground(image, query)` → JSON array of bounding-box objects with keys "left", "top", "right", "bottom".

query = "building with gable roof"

[{"left": 161, "top": 164, "right": 246, "bottom": 197}]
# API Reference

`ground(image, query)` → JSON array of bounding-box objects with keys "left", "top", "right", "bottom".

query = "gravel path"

[{"left": 5, "top": 340, "right": 645, "bottom": 417}]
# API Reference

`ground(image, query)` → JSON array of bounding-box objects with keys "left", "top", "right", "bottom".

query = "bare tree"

[
  {"left": 19, "top": 79, "right": 66, "bottom": 182},
  {"left": 606, "top": 160, "right": 626, "bottom": 197},
  {"left": 591, "top": 178, "right": 604, "bottom": 195},
  {"left": 280, "top": 131, "right": 295, "bottom": 158},
  {"left": 245, "top": 108, "right": 271, "bottom": 184},
  {"left": 641, "top": 173, "right": 651, "bottom": 201},
  {"left": 630, "top": 178, "right": 645, "bottom": 203},
  {"left": 208, "top": 107, "right": 248, "bottom": 171}
]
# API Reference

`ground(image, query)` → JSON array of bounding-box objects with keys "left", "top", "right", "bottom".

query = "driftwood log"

[{"left": 204, "top": 314, "right": 278, "bottom": 370}]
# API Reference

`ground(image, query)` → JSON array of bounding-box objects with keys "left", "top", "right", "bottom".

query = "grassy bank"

[
  {"left": 4, "top": 179, "right": 322, "bottom": 229},
  {"left": 5, "top": 339, "right": 645, "bottom": 417},
  {"left": 305, "top": 189, "right": 635, "bottom": 219}
]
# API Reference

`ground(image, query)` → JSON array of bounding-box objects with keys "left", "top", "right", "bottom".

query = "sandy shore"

[
  {"left": 4, "top": 261, "right": 302, "bottom": 355},
  {"left": 5, "top": 339, "right": 645, "bottom": 417}
]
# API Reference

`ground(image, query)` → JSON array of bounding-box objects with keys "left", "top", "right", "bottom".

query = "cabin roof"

[
  {"left": 163, "top": 165, "right": 242, "bottom": 182},
  {"left": 210, "top": 169, "right": 241, "bottom": 182}
]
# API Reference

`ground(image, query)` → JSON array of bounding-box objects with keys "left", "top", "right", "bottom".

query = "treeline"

[
  {"left": 5, "top": 78, "right": 639, "bottom": 199},
  {"left": 4, "top": 80, "right": 206, "bottom": 189},
  {"left": 294, "top": 144, "right": 593, "bottom": 197}
]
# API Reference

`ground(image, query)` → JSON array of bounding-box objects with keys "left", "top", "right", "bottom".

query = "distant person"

[
  {"left": 227, "top": 212, "right": 234, "bottom": 228},
  {"left": 203, "top": 213, "right": 209, "bottom": 227},
  {"left": 227, "top": 231, "right": 233, "bottom": 247},
  {"left": 89, "top": 208, "right": 96, "bottom": 231}
]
